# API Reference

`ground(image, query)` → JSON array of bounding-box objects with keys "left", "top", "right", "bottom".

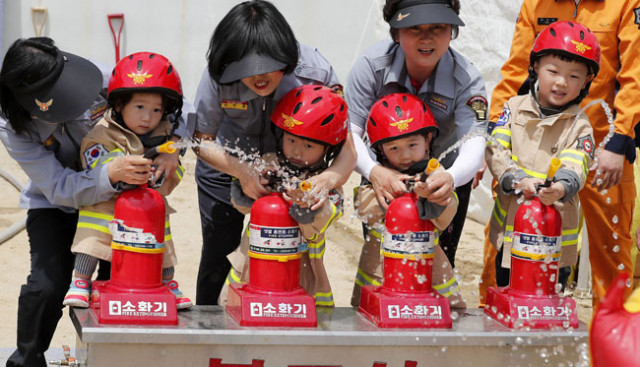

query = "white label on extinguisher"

[
  {"left": 512, "top": 232, "right": 561, "bottom": 261},
  {"left": 382, "top": 231, "right": 435, "bottom": 255},
  {"left": 249, "top": 223, "right": 301, "bottom": 255},
  {"left": 108, "top": 220, "right": 163, "bottom": 249}
]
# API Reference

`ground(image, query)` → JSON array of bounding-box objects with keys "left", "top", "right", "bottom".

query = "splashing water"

[{"left": 582, "top": 99, "right": 615, "bottom": 171}]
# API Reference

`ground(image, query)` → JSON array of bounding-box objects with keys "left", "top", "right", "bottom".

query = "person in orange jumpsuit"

[{"left": 479, "top": 0, "right": 640, "bottom": 308}]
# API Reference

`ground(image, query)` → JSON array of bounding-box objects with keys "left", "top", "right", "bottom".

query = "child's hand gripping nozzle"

[{"left": 539, "top": 157, "right": 561, "bottom": 189}]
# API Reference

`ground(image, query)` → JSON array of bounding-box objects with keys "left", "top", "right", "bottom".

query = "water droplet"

[
  {"left": 613, "top": 232, "right": 619, "bottom": 240},
  {"left": 612, "top": 215, "right": 619, "bottom": 224},
  {"left": 613, "top": 245, "right": 620, "bottom": 252},
  {"left": 626, "top": 279, "right": 632, "bottom": 288},
  {"left": 515, "top": 337, "right": 524, "bottom": 345},
  {"left": 618, "top": 263, "right": 626, "bottom": 270},
  {"left": 601, "top": 189, "right": 608, "bottom": 196},
  {"left": 606, "top": 197, "right": 611, "bottom": 204}
]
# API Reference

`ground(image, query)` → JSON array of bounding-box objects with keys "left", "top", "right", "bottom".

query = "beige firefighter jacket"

[
  {"left": 351, "top": 165, "right": 466, "bottom": 309},
  {"left": 71, "top": 109, "right": 184, "bottom": 268},
  {"left": 227, "top": 153, "right": 344, "bottom": 307},
  {"left": 487, "top": 94, "right": 594, "bottom": 268}
]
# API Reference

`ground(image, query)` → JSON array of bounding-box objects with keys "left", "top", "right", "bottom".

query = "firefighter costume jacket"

[
  {"left": 351, "top": 165, "right": 466, "bottom": 309},
  {"left": 488, "top": 0, "right": 639, "bottom": 305},
  {"left": 225, "top": 153, "right": 343, "bottom": 307},
  {"left": 71, "top": 109, "right": 184, "bottom": 268},
  {"left": 487, "top": 94, "right": 594, "bottom": 268}
]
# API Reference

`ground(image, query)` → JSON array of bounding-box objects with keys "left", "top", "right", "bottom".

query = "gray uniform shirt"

[
  {"left": 0, "top": 61, "right": 191, "bottom": 213},
  {"left": 347, "top": 40, "right": 487, "bottom": 177},
  {"left": 193, "top": 43, "right": 339, "bottom": 204}
]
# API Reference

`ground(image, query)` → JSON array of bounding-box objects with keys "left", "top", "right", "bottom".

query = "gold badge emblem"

[
  {"left": 570, "top": 40, "right": 592, "bottom": 54},
  {"left": 282, "top": 113, "right": 304, "bottom": 129},
  {"left": 127, "top": 72, "right": 153, "bottom": 85},
  {"left": 389, "top": 118, "right": 413, "bottom": 132},
  {"left": 35, "top": 98, "right": 53, "bottom": 111},
  {"left": 396, "top": 12, "right": 410, "bottom": 22}
]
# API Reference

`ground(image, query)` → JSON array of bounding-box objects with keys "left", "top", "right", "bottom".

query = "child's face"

[
  {"left": 397, "top": 24, "right": 452, "bottom": 78},
  {"left": 534, "top": 55, "right": 593, "bottom": 108},
  {"left": 241, "top": 70, "right": 284, "bottom": 97},
  {"left": 118, "top": 93, "right": 164, "bottom": 135},
  {"left": 381, "top": 133, "right": 431, "bottom": 171},
  {"left": 282, "top": 131, "right": 327, "bottom": 168}
]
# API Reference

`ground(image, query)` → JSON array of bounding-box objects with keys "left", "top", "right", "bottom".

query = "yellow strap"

[{"left": 248, "top": 252, "right": 302, "bottom": 262}]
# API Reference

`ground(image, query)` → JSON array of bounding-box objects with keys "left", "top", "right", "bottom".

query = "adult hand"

[
  {"left": 151, "top": 151, "right": 180, "bottom": 185},
  {"left": 369, "top": 165, "right": 411, "bottom": 210},
  {"left": 538, "top": 182, "right": 565, "bottom": 206},
  {"left": 423, "top": 171, "right": 454, "bottom": 206},
  {"left": 516, "top": 177, "right": 543, "bottom": 200},
  {"left": 108, "top": 155, "right": 153, "bottom": 185},
  {"left": 473, "top": 161, "right": 487, "bottom": 189},
  {"left": 238, "top": 166, "right": 269, "bottom": 200},
  {"left": 591, "top": 150, "right": 624, "bottom": 192}
]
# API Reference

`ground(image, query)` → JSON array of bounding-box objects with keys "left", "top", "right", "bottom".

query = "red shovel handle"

[{"left": 107, "top": 13, "right": 124, "bottom": 63}]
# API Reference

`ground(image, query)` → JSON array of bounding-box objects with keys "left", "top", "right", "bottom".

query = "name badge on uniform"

[
  {"left": 538, "top": 18, "right": 558, "bottom": 26},
  {"left": 428, "top": 95, "right": 448, "bottom": 111},
  {"left": 221, "top": 100, "right": 248, "bottom": 110},
  {"left": 90, "top": 101, "right": 108, "bottom": 123}
]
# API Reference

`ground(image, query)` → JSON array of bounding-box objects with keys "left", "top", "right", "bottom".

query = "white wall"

[{"left": 3, "top": 0, "right": 523, "bottom": 223}]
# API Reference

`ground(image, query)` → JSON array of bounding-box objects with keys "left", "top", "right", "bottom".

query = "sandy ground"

[{"left": 0, "top": 146, "right": 593, "bottom": 359}]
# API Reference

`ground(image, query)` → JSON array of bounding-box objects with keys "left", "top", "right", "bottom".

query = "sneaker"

[
  {"left": 165, "top": 280, "right": 192, "bottom": 309},
  {"left": 63, "top": 278, "right": 92, "bottom": 308}
]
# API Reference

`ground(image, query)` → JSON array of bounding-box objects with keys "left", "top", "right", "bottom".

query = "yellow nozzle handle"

[
  {"left": 300, "top": 180, "right": 312, "bottom": 192},
  {"left": 547, "top": 157, "right": 561, "bottom": 181},
  {"left": 157, "top": 141, "right": 177, "bottom": 154},
  {"left": 425, "top": 158, "right": 440, "bottom": 175}
]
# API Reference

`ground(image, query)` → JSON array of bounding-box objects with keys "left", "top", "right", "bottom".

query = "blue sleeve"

[{"left": 0, "top": 120, "right": 118, "bottom": 209}]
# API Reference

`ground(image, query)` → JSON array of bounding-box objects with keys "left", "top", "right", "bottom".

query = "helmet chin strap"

[{"left": 528, "top": 76, "right": 588, "bottom": 116}]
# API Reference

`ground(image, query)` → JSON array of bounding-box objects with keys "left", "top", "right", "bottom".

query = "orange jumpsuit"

[{"left": 481, "top": 0, "right": 640, "bottom": 308}]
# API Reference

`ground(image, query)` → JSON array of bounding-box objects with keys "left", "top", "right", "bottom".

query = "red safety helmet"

[
  {"left": 530, "top": 21, "right": 601, "bottom": 76},
  {"left": 107, "top": 52, "right": 183, "bottom": 115},
  {"left": 271, "top": 85, "right": 348, "bottom": 146},
  {"left": 367, "top": 93, "right": 438, "bottom": 149}
]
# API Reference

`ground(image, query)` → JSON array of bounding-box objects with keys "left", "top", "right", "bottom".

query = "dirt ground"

[{"left": 0, "top": 147, "right": 593, "bottom": 353}]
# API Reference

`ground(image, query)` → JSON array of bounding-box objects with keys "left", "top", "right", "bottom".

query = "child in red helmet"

[
  {"left": 486, "top": 21, "right": 598, "bottom": 288},
  {"left": 222, "top": 85, "right": 348, "bottom": 307},
  {"left": 63, "top": 52, "right": 192, "bottom": 309},
  {"left": 352, "top": 93, "right": 466, "bottom": 309}
]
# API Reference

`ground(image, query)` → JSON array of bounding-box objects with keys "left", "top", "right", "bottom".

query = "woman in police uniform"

[
  {"left": 0, "top": 38, "right": 185, "bottom": 367},
  {"left": 346, "top": 0, "right": 488, "bottom": 305},
  {"left": 192, "top": 0, "right": 356, "bottom": 305}
]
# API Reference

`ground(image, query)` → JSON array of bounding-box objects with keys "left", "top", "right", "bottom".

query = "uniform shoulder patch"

[
  {"left": 466, "top": 95, "right": 488, "bottom": 121},
  {"left": 577, "top": 135, "right": 595, "bottom": 159},
  {"left": 496, "top": 106, "right": 511, "bottom": 126},
  {"left": 83, "top": 144, "right": 108, "bottom": 167},
  {"left": 634, "top": 8, "right": 640, "bottom": 29}
]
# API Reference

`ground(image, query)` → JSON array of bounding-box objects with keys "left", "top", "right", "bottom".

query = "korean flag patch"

[
  {"left": 496, "top": 106, "right": 511, "bottom": 126},
  {"left": 577, "top": 135, "right": 595, "bottom": 159},
  {"left": 83, "top": 144, "right": 108, "bottom": 168}
]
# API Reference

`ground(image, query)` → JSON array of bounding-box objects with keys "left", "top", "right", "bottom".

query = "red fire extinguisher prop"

[
  {"left": 359, "top": 159, "right": 452, "bottom": 328},
  {"left": 590, "top": 272, "right": 640, "bottom": 366},
  {"left": 484, "top": 159, "right": 578, "bottom": 329},
  {"left": 90, "top": 186, "right": 177, "bottom": 325},
  {"left": 226, "top": 177, "right": 317, "bottom": 327}
]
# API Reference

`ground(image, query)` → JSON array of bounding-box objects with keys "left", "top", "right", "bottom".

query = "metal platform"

[{"left": 70, "top": 306, "right": 589, "bottom": 366}]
